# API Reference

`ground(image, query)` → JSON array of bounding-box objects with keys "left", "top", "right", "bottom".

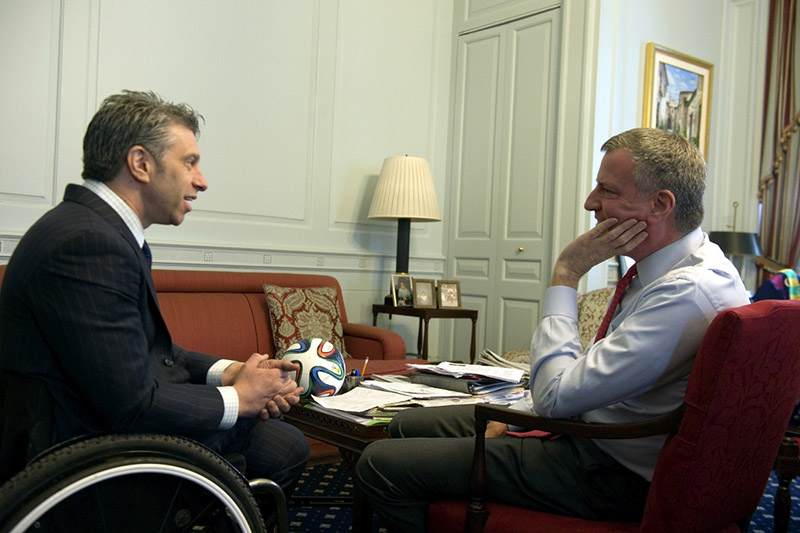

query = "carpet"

[
  {"left": 288, "top": 462, "right": 799, "bottom": 532},
  {"left": 287, "top": 462, "right": 384, "bottom": 533}
]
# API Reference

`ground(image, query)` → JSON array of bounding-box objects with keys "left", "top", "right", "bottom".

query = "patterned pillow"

[
  {"left": 263, "top": 285, "right": 350, "bottom": 358},
  {"left": 577, "top": 287, "right": 614, "bottom": 349}
]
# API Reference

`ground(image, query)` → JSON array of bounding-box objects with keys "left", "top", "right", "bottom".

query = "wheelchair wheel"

[{"left": 0, "top": 433, "right": 266, "bottom": 533}]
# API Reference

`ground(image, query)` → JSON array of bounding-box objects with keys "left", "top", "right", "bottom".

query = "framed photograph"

[
  {"left": 391, "top": 274, "right": 413, "bottom": 307},
  {"left": 642, "top": 43, "right": 713, "bottom": 158},
  {"left": 412, "top": 278, "right": 436, "bottom": 309},
  {"left": 437, "top": 280, "right": 461, "bottom": 309}
]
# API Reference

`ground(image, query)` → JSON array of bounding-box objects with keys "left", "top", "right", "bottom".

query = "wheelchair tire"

[{"left": 0, "top": 433, "right": 266, "bottom": 533}]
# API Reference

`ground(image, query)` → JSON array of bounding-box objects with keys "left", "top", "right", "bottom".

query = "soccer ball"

[{"left": 279, "top": 338, "right": 346, "bottom": 399}]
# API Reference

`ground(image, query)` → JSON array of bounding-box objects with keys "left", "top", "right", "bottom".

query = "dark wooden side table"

[{"left": 371, "top": 305, "right": 479, "bottom": 363}]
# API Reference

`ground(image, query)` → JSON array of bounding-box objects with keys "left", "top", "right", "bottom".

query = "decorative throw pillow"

[
  {"left": 577, "top": 287, "right": 614, "bottom": 349},
  {"left": 263, "top": 285, "right": 350, "bottom": 359}
]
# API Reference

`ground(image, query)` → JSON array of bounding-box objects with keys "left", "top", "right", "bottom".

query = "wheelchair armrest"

[{"left": 250, "top": 478, "right": 289, "bottom": 533}]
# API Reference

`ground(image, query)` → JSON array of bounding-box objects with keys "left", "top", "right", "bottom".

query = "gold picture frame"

[
  {"left": 412, "top": 278, "right": 436, "bottom": 309},
  {"left": 643, "top": 43, "right": 713, "bottom": 159},
  {"left": 436, "top": 280, "right": 461, "bottom": 309}
]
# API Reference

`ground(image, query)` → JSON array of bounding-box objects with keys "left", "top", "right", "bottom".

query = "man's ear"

[
  {"left": 126, "top": 146, "right": 153, "bottom": 184},
  {"left": 647, "top": 190, "right": 676, "bottom": 222}
]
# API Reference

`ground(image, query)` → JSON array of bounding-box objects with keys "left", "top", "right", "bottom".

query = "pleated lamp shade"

[
  {"left": 368, "top": 156, "right": 441, "bottom": 221},
  {"left": 368, "top": 155, "right": 440, "bottom": 276}
]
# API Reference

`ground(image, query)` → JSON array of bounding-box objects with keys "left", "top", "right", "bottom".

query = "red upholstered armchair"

[{"left": 428, "top": 300, "right": 800, "bottom": 532}]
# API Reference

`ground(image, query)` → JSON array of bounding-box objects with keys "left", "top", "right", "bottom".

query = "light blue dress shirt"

[{"left": 514, "top": 228, "right": 750, "bottom": 480}]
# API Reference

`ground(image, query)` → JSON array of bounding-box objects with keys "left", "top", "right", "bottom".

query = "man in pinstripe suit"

[{"left": 0, "top": 91, "right": 309, "bottom": 490}]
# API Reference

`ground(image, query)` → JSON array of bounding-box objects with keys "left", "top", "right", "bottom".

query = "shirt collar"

[
  {"left": 82, "top": 180, "right": 146, "bottom": 248},
  {"left": 634, "top": 227, "right": 705, "bottom": 286}
]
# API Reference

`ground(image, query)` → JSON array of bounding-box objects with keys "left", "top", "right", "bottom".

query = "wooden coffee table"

[{"left": 283, "top": 403, "right": 391, "bottom": 533}]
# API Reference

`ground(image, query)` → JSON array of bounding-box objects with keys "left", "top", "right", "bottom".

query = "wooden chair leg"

[
  {"left": 466, "top": 417, "right": 488, "bottom": 533},
  {"left": 774, "top": 436, "right": 800, "bottom": 533}
]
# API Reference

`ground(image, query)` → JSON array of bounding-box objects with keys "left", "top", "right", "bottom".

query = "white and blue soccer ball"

[{"left": 280, "top": 338, "right": 346, "bottom": 399}]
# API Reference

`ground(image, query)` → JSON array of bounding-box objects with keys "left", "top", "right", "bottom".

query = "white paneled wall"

[
  {"left": 0, "top": 0, "right": 771, "bottom": 358},
  {"left": 0, "top": 0, "right": 454, "bottom": 357}
]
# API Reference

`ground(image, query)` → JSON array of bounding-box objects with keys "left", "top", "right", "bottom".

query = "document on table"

[
  {"left": 407, "top": 362, "right": 525, "bottom": 384},
  {"left": 312, "top": 386, "right": 410, "bottom": 413}
]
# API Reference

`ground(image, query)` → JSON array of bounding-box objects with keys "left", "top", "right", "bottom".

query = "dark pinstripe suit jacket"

[{"left": 0, "top": 184, "right": 228, "bottom": 447}]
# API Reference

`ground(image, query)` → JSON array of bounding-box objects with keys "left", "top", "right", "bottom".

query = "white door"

[{"left": 445, "top": 8, "right": 561, "bottom": 358}]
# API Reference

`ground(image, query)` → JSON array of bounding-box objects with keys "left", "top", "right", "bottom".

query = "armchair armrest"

[
  {"left": 465, "top": 403, "right": 686, "bottom": 533},
  {"left": 342, "top": 323, "right": 406, "bottom": 360},
  {"left": 473, "top": 403, "right": 686, "bottom": 440}
]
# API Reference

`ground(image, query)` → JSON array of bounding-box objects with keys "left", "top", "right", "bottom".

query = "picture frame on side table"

[
  {"left": 642, "top": 42, "right": 713, "bottom": 158},
  {"left": 391, "top": 274, "right": 413, "bottom": 307},
  {"left": 412, "top": 278, "right": 436, "bottom": 309},
  {"left": 437, "top": 280, "right": 461, "bottom": 309}
]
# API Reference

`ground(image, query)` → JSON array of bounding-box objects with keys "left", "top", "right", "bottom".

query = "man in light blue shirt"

[{"left": 355, "top": 128, "right": 750, "bottom": 530}]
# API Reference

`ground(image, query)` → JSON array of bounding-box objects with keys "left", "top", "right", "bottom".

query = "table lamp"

[
  {"left": 368, "top": 155, "right": 441, "bottom": 275},
  {"left": 708, "top": 231, "right": 762, "bottom": 292},
  {"left": 708, "top": 231, "right": 762, "bottom": 258}
]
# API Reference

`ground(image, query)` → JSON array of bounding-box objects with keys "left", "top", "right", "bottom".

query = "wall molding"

[{"left": 0, "top": 233, "right": 445, "bottom": 277}]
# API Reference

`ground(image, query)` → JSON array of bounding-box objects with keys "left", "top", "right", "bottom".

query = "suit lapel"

[{"left": 63, "top": 184, "right": 160, "bottom": 304}]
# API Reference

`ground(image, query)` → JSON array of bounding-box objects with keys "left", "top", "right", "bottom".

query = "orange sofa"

[{"left": 150, "top": 269, "right": 408, "bottom": 372}]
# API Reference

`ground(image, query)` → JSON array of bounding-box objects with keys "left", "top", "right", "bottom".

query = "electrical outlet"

[
  {"left": 263, "top": 254, "right": 272, "bottom": 264},
  {"left": 316, "top": 257, "right": 324, "bottom": 267},
  {"left": 204, "top": 251, "right": 213, "bottom": 262},
  {"left": 359, "top": 257, "right": 367, "bottom": 268}
]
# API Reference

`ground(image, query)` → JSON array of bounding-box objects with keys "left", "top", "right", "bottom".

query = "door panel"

[{"left": 446, "top": 8, "right": 560, "bottom": 356}]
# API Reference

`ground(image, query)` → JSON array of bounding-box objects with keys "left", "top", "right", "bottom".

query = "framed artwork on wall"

[
  {"left": 642, "top": 43, "right": 713, "bottom": 158},
  {"left": 391, "top": 274, "right": 413, "bottom": 307},
  {"left": 412, "top": 278, "right": 436, "bottom": 309},
  {"left": 437, "top": 280, "right": 461, "bottom": 309}
]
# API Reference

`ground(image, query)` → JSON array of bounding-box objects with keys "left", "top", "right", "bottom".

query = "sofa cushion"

[{"left": 264, "top": 285, "right": 350, "bottom": 358}]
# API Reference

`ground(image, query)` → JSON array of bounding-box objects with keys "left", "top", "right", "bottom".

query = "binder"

[{"left": 408, "top": 371, "right": 518, "bottom": 395}]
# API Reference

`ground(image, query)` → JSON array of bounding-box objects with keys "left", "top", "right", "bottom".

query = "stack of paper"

[
  {"left": 405, "top": 361, "right": 526, "bottom": 395},
  {"left": 310, "top": 369, "right": 526, "bottom": 421},
  {"left": 407, "top": 362, "right": 525, "bottom": 383}
]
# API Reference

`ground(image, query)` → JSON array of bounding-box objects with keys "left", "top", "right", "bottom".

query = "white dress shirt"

[{"left": 513, "top": 228, "right": 750, "bottom": 480}]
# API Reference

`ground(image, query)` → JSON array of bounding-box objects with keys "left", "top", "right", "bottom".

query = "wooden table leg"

[
  {"left": 422, "top": 317, "right": 431, "bottom": 359},
  {"left": 417, "top": 318, "right": 424, "bottom": 355},
  {"left": 470, "top": 317, "right": 477, "bottom": 363}
]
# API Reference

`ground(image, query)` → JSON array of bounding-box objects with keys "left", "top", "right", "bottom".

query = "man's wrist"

[
  {"left": 550, "top": 263, "right": 581, "bottom": 289},
  {"left": 220, "top": 361, "right": 243, "bottom": 386},
  {"left": 208, "top": 359, "right": 237, "bottom": 386}
]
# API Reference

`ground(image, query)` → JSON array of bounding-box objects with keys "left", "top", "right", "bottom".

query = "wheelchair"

[{"left": 0, "top": 432, "right": 288, "bottom": 533}]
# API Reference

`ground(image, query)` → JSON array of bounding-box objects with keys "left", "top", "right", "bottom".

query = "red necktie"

[{"left": 594, "top": 264, "right": 638, "bottom": 342}]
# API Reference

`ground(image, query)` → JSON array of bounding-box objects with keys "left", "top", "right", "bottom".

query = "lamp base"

[{"left": 384, "top": 294, "right": 394, "bottom": 306}]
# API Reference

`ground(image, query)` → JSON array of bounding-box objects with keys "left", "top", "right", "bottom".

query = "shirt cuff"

[
  {"left": 542, "top": 285, "right": 578, "bottom": 320},
  {"left": 207, "top": 359, "right": 236, "bottom": 386},
  {"left": 217, "top": 386, "right": 239, "bottom": 430}
]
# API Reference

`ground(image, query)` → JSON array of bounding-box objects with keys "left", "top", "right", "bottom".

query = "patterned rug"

[
  {"left": 287, "top": 462, "right": 384, "bottom": 533},
  {"left": 288, "top": 462, "right": 799, "bottom": 531}
]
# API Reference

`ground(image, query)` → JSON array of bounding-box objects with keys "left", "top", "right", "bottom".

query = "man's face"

[
  {"left": 142, "top": 124, "right": 207, "bottom": 227},
  {"left": 584, "top": 149, "right": 650, "bottom": 226}
]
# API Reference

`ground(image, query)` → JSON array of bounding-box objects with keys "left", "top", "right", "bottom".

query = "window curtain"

[{"left": 759, "top": 0, "right": 800, "bottom": 275}]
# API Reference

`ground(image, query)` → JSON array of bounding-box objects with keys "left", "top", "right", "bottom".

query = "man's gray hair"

[
  {"left": 602, "top": 128, "right": 706, "bottom": 234},
  {"left": 82, "top": 90, "right": 203, "bottom": 182}
]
